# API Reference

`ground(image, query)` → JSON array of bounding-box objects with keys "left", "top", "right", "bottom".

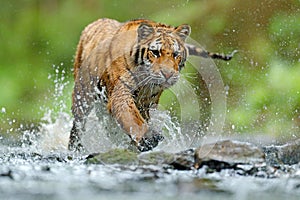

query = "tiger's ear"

[
  {"left": 138, "top": 23, "right": 154, "bottom": 41},
  {"left": 174, "top": 24, "right": 191, "bottom": 41}
]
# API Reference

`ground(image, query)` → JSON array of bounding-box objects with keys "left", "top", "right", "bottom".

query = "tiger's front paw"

[{"left": 137, "top": 130, "right": 164, "bottom": 152}]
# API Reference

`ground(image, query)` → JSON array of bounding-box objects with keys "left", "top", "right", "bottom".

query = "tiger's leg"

[
  {"left": 69, "top": 119, "right": 84, "bottom": 151},
  {"left": 68, "top": 80, "right": 94, "bottom": 151},
  {"left": 108, "top": 82, "right": 163, "bottom": 152},
  {"left": 185, "top": 43, "right": 238, "bottom": 61}
]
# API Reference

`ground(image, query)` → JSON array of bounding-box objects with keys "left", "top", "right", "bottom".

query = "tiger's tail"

[{"left": 185, "top": 43, "right": 238, "bottom": 61}]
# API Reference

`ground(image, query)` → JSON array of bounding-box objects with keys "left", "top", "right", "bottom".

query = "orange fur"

[
  {"left": 68, "top": 18, "right": 236, "bottom": 152},
  {"left": 68, "top": 18, "right": 191, "bottom": 151}
]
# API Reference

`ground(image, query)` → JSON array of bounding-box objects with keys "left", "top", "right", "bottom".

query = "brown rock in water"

[{"left": 194, "top": 140, "right": 265, "bottom": 169}]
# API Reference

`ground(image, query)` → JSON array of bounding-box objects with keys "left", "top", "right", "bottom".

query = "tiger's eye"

[
  {"left": 173, "top": 51, "right": 179, "bottom": 58},
  {"left": 151, "top": 50, "right": 160, "bottom": 57}
]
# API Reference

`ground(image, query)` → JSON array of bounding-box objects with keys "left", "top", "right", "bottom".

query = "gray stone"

[
  {"left": 194, "top": 140, "right": 265, "bottom": 169},
  {"left": 263, "top": 139, "right": 300, "bottom": 165}
]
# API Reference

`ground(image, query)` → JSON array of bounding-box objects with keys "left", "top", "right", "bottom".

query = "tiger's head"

[{"left": 134, "top": 22, "right": 191, "bottom": 88}]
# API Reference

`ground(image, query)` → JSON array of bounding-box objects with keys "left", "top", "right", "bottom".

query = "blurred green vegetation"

[{"left": 0, "top": 0, "right": 299, "bottom": 140}]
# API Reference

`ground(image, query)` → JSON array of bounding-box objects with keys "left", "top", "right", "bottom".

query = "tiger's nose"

[{"left": 160, "top": 69, "right": 174, "bottom": 80}]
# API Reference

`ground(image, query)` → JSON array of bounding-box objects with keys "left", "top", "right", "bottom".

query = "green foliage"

[
  {"left": 269, "top": 13, "right": 300, "bottom": 64},
  {"left": 0, "top": 0, "right": 299, "bottom": 140},
  {"left": 226, "top": 11, "right": 300, "bottom": 136},
  {"left": 228, "top": 61, "right": 300, "bottom": 135}
]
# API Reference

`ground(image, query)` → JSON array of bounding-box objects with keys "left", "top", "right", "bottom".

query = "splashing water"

[
  {"left": 25, "top": 64, "right": 193, "bottom": 154},
  {"left": 80, "top": 103, "right": 130, "bottom": 153},
  {"left": 148, "top": 109, "right": 188, "bottom": 152},
  {"left": 38, "top": 111, "right": 72, "bottom": 152},
  {"left": 20, "top": 64, "right": 73, "bottom": 153}
]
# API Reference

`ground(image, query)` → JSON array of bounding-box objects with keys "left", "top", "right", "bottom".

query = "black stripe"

[
  {"left": 123, "top": 55, "right": 139, "bottom": 85},
  {"left": 151, "top": 92, "right": 159, "bottom": 98},
  {"left": 140, "top": 48, "right": 146, "bottom": 63},
  {"left": 134, "top": 45, "right": 140, "bottom": 64},
  {"left": 179, "top": 49, "right": 187, "bottom": 70}
]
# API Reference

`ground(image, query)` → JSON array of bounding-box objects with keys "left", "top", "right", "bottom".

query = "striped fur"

[{"left": 69, "top": 18, "right": 234, "bottom": 152}]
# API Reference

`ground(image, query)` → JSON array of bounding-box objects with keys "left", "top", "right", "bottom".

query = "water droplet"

[{"left": 1, "top": 107, "right": 6, "bottom": 113}]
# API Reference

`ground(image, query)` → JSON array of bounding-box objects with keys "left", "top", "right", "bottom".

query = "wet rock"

[
  {"left": 172, "top": 148, "right": 195, "bottom": 170},
  {"left": 85, "top": 139, "right": 300, "bottom": 176},
  {"left": 138, "top": 151, "right": 174, "bottom": 166},
  {"left": 263, "top": 139, "right": 300, "bottom": 165},
  {"left": 86, "top": 148, "right": 195, "bottom": 170},
  {"left": 194, "top": 140, "right": 265, "bottom": 170},
  {"left": 138, "top": 148, "right": 195, "bottom": 170},
  {"left": 85, "top": 149, "right": 139, "bottom": 165}
]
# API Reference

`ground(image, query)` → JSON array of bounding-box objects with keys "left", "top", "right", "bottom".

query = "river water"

[
  {"left": 1, "top": 135, "right": 300, "bottom": 200},
  {"left": 1, "top": 106, "right": 300, "bottom": 200}
]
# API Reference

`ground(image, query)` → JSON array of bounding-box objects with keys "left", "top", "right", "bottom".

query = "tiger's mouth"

[
  {"left": 150, "top": 71, "right": 179, "bottom": 88},
  {"left": 134, "top": 65, "right": 180, "bottom": 88}
]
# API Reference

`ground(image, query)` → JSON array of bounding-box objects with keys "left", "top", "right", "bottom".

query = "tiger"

[{"left": 68, "top": 18, "right": 235, "bottom": 152}]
